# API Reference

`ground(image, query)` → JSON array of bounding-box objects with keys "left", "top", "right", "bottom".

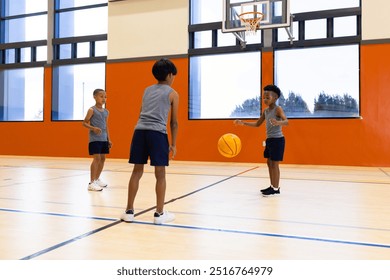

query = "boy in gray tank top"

[
  {"left": 234, "top": 85, "right": 288, "bottom": 196},
  {"left": 121, "top": 58, "right": 179, "bottom": 224},
  {"left": 82, "top": 89, "right": 112, "bottom": 192}
]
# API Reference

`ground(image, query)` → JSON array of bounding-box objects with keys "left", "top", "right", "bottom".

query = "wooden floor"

[{"left": 0, "top": 155, "right": 389, "bottom": 260}]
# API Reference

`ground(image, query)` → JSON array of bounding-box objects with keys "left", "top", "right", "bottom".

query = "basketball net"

[{"left": 238, "top": 12, "right": 264, "bottom": 35}]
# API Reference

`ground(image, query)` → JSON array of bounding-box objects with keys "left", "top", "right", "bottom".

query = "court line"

[
  {"left": 19, "top": 216, "right": 390, "bottom": 260},
  {"left": 379, "top": 168, "right": 390, "bottom": 177},
  {"left": 20, "top": 220, "right": 122, "bottom": 260},
  {"left": 135, "top": 220, "right": 390, "bottom": 249},
  {"left": 171, "top": 210, "right": 390, "bottom": 233},
  {"left": 2, "top": 205, "right": 389, "bottom": 234},
  {"left": 18, "top": 166, "right": 259, "bottom": 260},
  {"left": 0, "top": 207, "right": 117, "bottom": 222},
  {"left": 11, "top": 164, "right": 390, "bottom": 260},
  {"left": 2, "top": 163, "right": 389, "bottom": 185}
]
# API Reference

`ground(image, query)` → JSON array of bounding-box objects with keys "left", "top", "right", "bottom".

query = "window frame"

[
  {"left": 188, "top": 2, "right": 362, "bottom": 120},
  {"left": 51, "top": 0, "right": 108, "bottom": 121}
]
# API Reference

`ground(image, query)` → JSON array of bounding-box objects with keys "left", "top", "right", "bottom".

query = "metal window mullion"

[
  {"left": 15, "top": 48, "right": 21, "bottom": 63},
  {"left": 327, "top": 18, "right": 334, "bottom": 38},
  {"left": 189, "top": 31, "right": 195, "bottom": 49},
  {"left": 356, "top": 14, "right": 361, "bottom": 36},
  {"left": 31, "top": 46, "right": 37, "bottom": 62},
  {"left": 212, "top": 29, "right": 218, "bottom": 47},
  {"left": 90, "top": 41, "right": 95, "bottom": 57},
  {"left": 298, "top": 20, "right": 305, "bottom": 41},
  {"left": 71, "top": 42, "right": 77, "bottom": 59}
]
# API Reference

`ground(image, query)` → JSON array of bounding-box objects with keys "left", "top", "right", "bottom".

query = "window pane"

[
  {"left": 52, "top": 63, "right": 106, "bottom": 121},
  {"left": 57, "top": 7, "right": 108, "bottom": 37},
  {"left": 305, "top": 19, "right": 327, "bottom": 40},
  {"left": 59, "top": 0, "right": 107, "bottom": 9},
  {"left": 36, "top": 46, "right": 48, "bottom": 61},
  {"left": 191, "top": 0, "right": 222, "bottom": 24},
  {"left": 0, "top": 68, "right": 44, "bottom": 121},
  {"left": 77, "top": 42, "right": 90, "bottom": 58},
  {"left": 20, "top": 48, "right": 31, "bottom": 63},
  {"left": 334, "top": 16, "right": 357, "bottom": 37},
  {"left": 59, "top": 44, "right": 72, "bottom": 59},
  {"left": 275, "top": 45, "right": 359, "bottom": 118},
  {"left": 4, "top": 0, "right": 47, "bottom": 16},
  {"left": 5, "top": 49, "right": 15, "bottom": 63},
  {"left": 3, "top": 15, "right": 47, "bottom": 43},
  {"left": 95, "top": 41, "right": 107, "bottom": 57},
  {"left": 194, "top": 31, "right": 212, "bottom": 48},
  {"left": 291, "top": 0, "right": 360, "bottom": 13},
  {"left": 189, "top": 52, "right": 261, "bottom": 119},
  {"left": 218, "top": 31, "right": 237, "bottom": 47}
]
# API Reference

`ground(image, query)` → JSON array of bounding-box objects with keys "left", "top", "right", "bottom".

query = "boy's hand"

[
  {"left": 234, "top": 119, "right": 243, "bottom": 126},
  {"left": 270, "top": 118, "right": 278, "bottom": 126},
  {"left": 170, "top": 145, "right": 177, "bottom": 159},
  {"left": 92, "top": 127, "right": 102, "bottom": 134}
]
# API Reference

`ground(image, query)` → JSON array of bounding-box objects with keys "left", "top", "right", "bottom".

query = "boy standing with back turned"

[
  {"left": 121, "top": 58, "right": 179, "bottom": 224},
  {"left": 235, "top": 85, "right": 288, "bottom": 196}
]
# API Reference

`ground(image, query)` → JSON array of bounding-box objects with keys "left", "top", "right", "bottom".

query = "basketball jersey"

[
  {"left": 89, "top": 106, "right": 109, "bottom": 142},
  {"left": 264, "top": 106, "right": 284, "bottom": 138},
  {"left": 135, "top": 84, "right": 172, "bottom": 134}
]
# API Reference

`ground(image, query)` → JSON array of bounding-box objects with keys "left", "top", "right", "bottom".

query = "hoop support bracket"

[
  {"left": 284, "top": 14, "right": 295, "bottom": 45},
  {"left": 233, "top": 31, "right": 247, "bottom": 49}
]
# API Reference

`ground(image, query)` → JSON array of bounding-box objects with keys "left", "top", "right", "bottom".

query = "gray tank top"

[
  {"left": 135, "top": 84, "right": 172, "bottom": 134},
  {"left": 265, "top": 106, "right": 284, "bottom": 138},
  {"left": 89, "top": 106, "right": 109, "bottom": 142}
]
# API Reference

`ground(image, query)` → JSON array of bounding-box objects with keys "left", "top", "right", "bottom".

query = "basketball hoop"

[{"left": 238, "top": 11, "right": 264, "bottom": 34}]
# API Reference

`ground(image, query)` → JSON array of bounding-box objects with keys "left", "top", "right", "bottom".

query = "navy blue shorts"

[
  {"left": 89, "top": 141, "right": 110, "bottom": 155},
  {"left": 264, "top": 137, "right": 285, "bottom": 161},
  {"left": 129, "top": 130, "right": 169, "bottom": 166}
]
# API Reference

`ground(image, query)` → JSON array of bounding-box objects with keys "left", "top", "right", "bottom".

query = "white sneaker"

[
  {"left": 95, "top": 178, "right": 107, "bottom": 188},
  {"left": 154, "top": 210, "right": 175, "bottom": 225},
  {"left": 88, "top": 181, "right": 103, "bottom": 191},
  {"left": 120, "top": 210, "right": 135, "bottom": 222}
]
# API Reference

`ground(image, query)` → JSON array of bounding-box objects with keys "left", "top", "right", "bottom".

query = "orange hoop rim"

[{"left": 238, "top": 11, "right": 264, "bottom": 23}]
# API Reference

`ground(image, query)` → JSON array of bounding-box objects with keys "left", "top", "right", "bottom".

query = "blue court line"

[
  {"left": 20, "top": 217, "right": 390, "bottom": 260},
  {"left": 0, "top": 207, "right": 117, "bottom": 222},
  {"left": 20, "top": 220, "right": 122, "bottom": 260},
  {"left": 134, "top": 220, "right": 390, "bottom": 249},
  {"left": 17, "top": 167, "right": 260, "bottom": 260},
  {"left": 11, "top": 164, "right": 390, "bottom": 260}
]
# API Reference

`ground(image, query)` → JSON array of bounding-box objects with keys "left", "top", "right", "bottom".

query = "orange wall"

[{"left": 1, "top": 44, "right": 390, "bottom": 166}]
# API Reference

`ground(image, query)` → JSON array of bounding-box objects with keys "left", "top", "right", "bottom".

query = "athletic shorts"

[
  {"left": 263, "top": 137, "right": 285, "bottom": 161},
  {"left": 129, "top": 129, "right": 169, "bottom": 166},
  {"left": 89, "top": 141, "right": 110, "bottom": 155}
]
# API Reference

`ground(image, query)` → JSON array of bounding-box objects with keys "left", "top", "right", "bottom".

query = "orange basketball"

[{"left": 218, "top": 133, "right": 242, "bottom": 158}]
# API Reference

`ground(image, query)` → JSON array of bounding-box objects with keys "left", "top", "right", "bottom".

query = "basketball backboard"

[{"left": 222, "top": 0, "right": 291, "bottom": 33}]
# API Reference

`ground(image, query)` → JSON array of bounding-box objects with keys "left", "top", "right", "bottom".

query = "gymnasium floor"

[{"left": 0, "top": 155, "right": 389, "bottom": 260}]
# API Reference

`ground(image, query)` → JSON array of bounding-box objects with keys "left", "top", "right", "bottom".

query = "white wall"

[
  {"left": 108, "top": 0, "right": 188, "bottom": 59},
  {"left": 362, "top": 0, "right": 390, "bottom": 40}
]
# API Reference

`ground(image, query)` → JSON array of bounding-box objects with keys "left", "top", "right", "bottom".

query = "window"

[
  {"left": 275, "top": 45, "right": 359, "bottom": 118},
  {"left": 52, "top": 63, "right": 105, "bottom": 120},
  {"left": 189, "top": 0, "right": 361, "bottom": 119},
  {"left": 0, "top": 0, "right": 107, "bottom": 122},
  {"left": 56, "top": 6, "right": 107, "bottom": 38},
  {"left": 190, "top": 52, "right": 261, "bottom": 119},
  {"left": 0, "top": 68, "right": 44, "bottom": 121},
  {"left": 0, "top": 0, "right": 47, "bottom": 121},
  {"left": 290, "top": 0, "right": 360, "bottom": 13},
  {"left": 52, "top": 0, "right": 107, "bottom": 121},
  {"left": 189, "top": 0, "right": 263, "bottom": 119}
]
